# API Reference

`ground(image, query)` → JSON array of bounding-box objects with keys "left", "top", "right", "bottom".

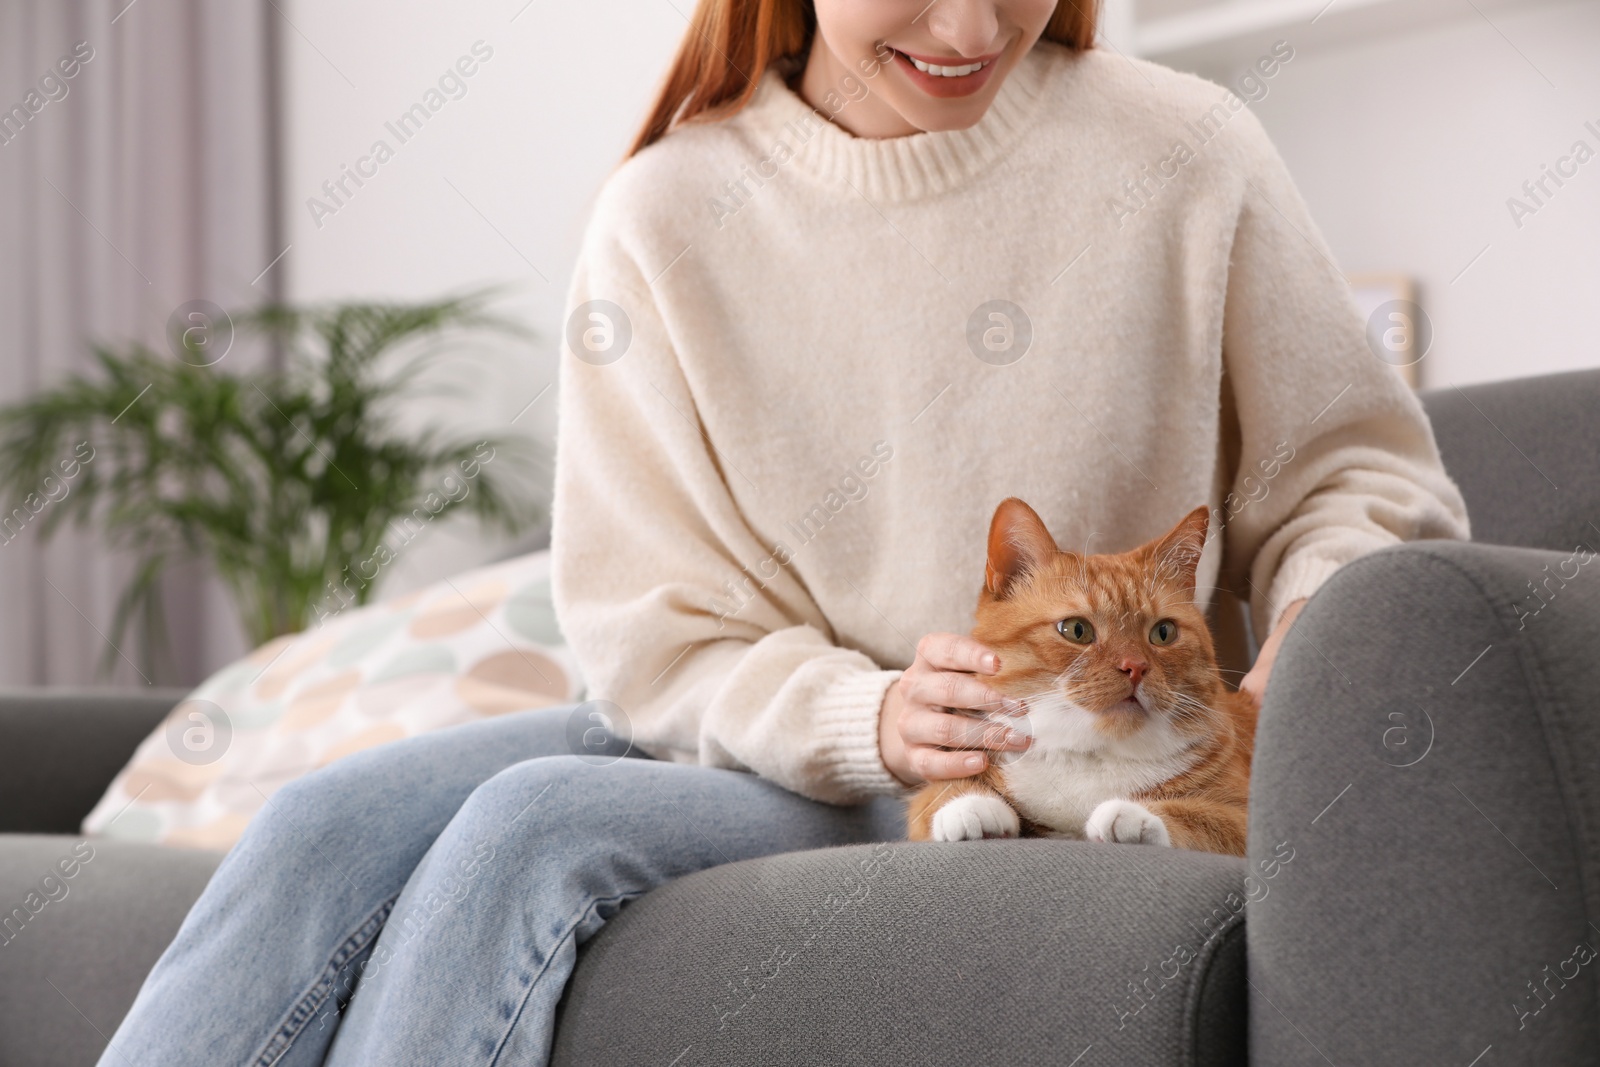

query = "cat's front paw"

[
  {"left": 931, "top": 794, "right": 1021, "bottom": 842},
  {"left": 1085, "top": 799, "right": 1171, "bottom": 847}
]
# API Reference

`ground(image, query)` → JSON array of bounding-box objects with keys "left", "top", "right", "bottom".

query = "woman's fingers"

[
  {"left": 915, "top": 632, "right": 1001, "bottom": 675},
  {"left": 900, "top": 669, "right": 1019, "bottom": 721},
  {"left": 912, "top": 745, "right": 992, "bottom": 782},
  {"left": 889, "top": 631, "right": 1028, "bottom": 784},
  {"left": 899, "top": 702, "right": 1029, "bottom": 752}
]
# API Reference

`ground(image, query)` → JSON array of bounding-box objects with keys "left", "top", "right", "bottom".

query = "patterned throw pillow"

[{"left": 81, "top": 550, "right": 581, "bottom": 851}]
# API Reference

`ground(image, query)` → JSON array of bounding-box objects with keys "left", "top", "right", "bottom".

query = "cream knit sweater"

[{"left": 550, "top": 41, "right": 1469, "bottom": 805}]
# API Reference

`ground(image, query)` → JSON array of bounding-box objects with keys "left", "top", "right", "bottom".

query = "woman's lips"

[{"left": 889, "top": 47, "right": 1004, "bottom": 99}]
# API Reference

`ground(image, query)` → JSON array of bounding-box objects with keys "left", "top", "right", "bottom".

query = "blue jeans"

[{"left": 102, "top": 705, "right": 903, "bottom": 1066}]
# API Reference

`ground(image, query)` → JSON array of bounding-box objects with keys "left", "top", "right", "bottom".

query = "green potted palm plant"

[{"left": 0, "top": 292, "right": 545, "bottom": 676}]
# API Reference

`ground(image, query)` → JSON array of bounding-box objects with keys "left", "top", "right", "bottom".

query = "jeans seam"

[
  {"left": 486, "top": 887, "right": 645, "bottom": 1067},
  {"left": 249, "top": 895, "right": 398, "bottom": 1067}
]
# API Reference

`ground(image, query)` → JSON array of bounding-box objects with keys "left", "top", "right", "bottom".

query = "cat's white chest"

[{"left": 996, "top": 707, "right": 1198, "bottom": 837}]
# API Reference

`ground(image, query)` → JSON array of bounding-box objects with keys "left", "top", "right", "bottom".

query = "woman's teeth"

[{"left": 906, "top": 55, "right": 989, "bottom": 77}]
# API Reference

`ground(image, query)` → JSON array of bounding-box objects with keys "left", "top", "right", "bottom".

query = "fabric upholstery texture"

[
  {"left": 1248, "top": 540, "right": 1600, "bottom": 1066},
  {"left": 1421, "top": 368, "right": 1600, "bottom": 553},
  {"left": 0, "top": 835, "right": 222, "bottom": 1067},
  {"left": 552, "top": 841, "right": 1255, "bottom": 1067},
  {"left": 0, "top": 690, "right": 184, "bottom": 834}
]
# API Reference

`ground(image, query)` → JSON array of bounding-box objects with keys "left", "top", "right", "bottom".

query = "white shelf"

[{"left": 1134, "top": 0, "right": 1557, "bottom": 79}]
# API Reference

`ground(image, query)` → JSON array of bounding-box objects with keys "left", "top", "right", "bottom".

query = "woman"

[{"left": 103, "top": 0, "right": 1468, "bottom": 1063}]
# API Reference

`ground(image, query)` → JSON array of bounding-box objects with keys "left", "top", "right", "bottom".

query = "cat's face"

[{"left": 973, "top": 499, "right": 1223, "bottom": 746}]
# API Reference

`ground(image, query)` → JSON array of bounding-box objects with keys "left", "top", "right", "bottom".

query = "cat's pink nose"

[{"left": 1119, "top": 657, "right": 1148, "bottom": 688}]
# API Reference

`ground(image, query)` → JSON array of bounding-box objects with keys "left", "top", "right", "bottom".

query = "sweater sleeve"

[
  {"left": 549, "top": 215, "right": 905, "bottom": 806},
  {"left": 1217, "top": 108, "right": 1471, "bottom": 638}
]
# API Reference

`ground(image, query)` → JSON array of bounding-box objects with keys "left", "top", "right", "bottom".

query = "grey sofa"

[{"left": 2, "top": 368, "right": 1596, "bottom": 1066}]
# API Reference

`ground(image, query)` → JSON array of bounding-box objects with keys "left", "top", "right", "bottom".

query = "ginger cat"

[{"left": 906, "top": 499, "right": 1256, "bottom": 857}]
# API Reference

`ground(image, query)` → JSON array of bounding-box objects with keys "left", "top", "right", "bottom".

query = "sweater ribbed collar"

[{"left": 732, "top": 42, "right": 1059, "bottom": 203}]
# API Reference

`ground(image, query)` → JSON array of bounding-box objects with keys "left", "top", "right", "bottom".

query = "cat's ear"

[
  {"left": 1145, "top": 506, "right": 1210, "bottom": 591},
  {"left": 985, "top": 497, "right": 1059, "bottom": 598}
]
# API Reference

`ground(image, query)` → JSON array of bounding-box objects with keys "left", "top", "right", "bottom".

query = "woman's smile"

[{"left": 888, "top": 46, "right": 1004, "bottom": 98}]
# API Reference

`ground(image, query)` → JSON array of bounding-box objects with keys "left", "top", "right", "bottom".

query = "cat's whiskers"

[
  {"left": 1157, "top": 690, "right": 1221, "bottom": 732},
  {"left": 909, "top": 500, "right": 1249, "bottom": 852}
]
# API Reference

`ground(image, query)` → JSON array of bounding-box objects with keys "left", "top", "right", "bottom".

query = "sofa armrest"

[
  {"left": 1248, "top": 540, "right": 1600, "bottom": 1066},
  {"left": 0, "top": 689, "right": 186, "bottom": 834},
  {"left": 0, "top": 834, "right": 222, "bottom": 1067},
  {"left": 553, "top": 839, "right": 1253, "bottom": 1067}
]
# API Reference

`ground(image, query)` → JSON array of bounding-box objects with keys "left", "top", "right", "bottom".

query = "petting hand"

[
  {"left": 1239, "top": 598, "right": 1307, "bottom": 707},
  {"left": 878, "top": 633, "right": 1032, "bottom": 787}
]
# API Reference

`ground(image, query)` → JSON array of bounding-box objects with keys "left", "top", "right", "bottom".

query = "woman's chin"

[{"left": 872, "top": 74, "right": 1005, "bottom": 134}]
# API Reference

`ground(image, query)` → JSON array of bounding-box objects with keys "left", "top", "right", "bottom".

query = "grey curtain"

[{"left": 0, "top": 0, "right": 281, "bottom": 686}]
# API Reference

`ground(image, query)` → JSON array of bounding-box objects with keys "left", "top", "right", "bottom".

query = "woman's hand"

[
  {"left": 878, "top": 633, "right": 1031, "bottom": 787},
  {"left": 1239, "top": 598, "right": 1307, "bottom": 706}
]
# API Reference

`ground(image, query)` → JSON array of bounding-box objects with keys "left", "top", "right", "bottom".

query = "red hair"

[{"left": 628, "top": 0, "right": 1101, "bottom": 157}]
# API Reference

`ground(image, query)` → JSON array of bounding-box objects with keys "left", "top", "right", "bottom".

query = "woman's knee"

[
  {"left": 234, "top": 757, "right": 379, "bottom": 866},
  {"left": 452, "top": 754, "right": 601, "bottom": 830},
  {"left": 442, "top": 754, "right": 686, "bottom": 863},
  {"left": 451, "top": 755, "right": 844, "bottom": 851},
  {"left": 244, "top": 706, "right": 586, "bottom": 846}
]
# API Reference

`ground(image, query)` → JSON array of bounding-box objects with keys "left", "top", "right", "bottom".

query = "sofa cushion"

[
  {"left": 1422, "top": 367, "right": 1600, "bottom": 552},
  {"left": 80, "top": 550, "right": 582, "bottom": 851},
  {"left": 0, "top": 835, "right": 221, "bottom": 1067},
  {"left": 552, "top": 839, "right": 1255, "bottom": 1067},
  {"left": 0, "top": 690, "right": 187, "bottom": 834}
]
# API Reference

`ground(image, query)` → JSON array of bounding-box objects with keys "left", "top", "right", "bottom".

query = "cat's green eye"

[
  {"left": 1057, "top": 617, "right": 1095, "bottom": 644},
  {"left": 1149, "top": 619, "right": 1179, "bottom": 646}
]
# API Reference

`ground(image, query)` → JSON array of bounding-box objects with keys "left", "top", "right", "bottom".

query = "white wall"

[
  {"left": 280, "top": 0, "right": 683, "bottom": 597},
  {"left": 1192, "top": 0, "right": 1600, "bottom": 388}
]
